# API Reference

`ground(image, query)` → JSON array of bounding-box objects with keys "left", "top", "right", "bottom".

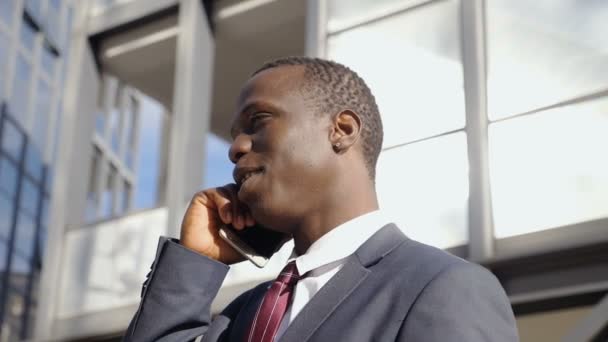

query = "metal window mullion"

[
  {"left": 0, "top": 113, "right": 28, "bottom": 326},
  {"left": 461, "top": 0, "right": 494, "bottom": 262},
  {"left": 128, "top": 100, "right": 141, "bottom": 211},
  {"left": 4, "top": 0, "right": 24, "bottom": 112},
  {"left": 24, "top": 17, "right": 45, "bottom": 135},
  {"left": 305, "top": 0, "right": 328, "bottom": 57},
  {"left": 20, "top": 164, "right": 46, "bottom": 340}
]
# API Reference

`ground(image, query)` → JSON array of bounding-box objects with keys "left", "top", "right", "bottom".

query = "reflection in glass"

[
  {"left": 41, "top": 45, "right": 56, "bottom": 77},
  {"left": 24, "top": 0, "right": 43, "bottom": 24},
  {"left": 487, "top": 1, "right": 608, "bottom": 119},
  {"left": 11, "top": 55, "right": 32, "bottom": 122},
  {"left": 0, "top": 195, "right": 14, "bottom": 240},
  {"left": 32, "top": 80, "right": 51, "bottom": 150},
  {"left": 14, "top": 213, "right": 35, "bottom": 260},
  {"left": 490, "top": 98, "right": 608, "bottom": 238},
  {"left": 1, "top": 118, "right": 25, "bottom": 161},
  {"left": 101, "top": 164, "right": 117, "bottom": 218},
  {"left": 20, "top": 179, "right": 39, "bottom": 217},
  {"left": 0, "top": 158, "right": 18, "bottom": 198},
  {"left": 49, "top": 100, "right": 63, "bottom": 166},
  {"left": 327, "top": 0, "right": 464, "bottom": 148},
  {"left": 5, "top": 290, "right": 25, "bottom": 340},
  {"left": 0, "top": 1, "right": 15, "bottom": 28},
  {"left": 121, "top": 180, "right": 131, "bottom": 213},
  {"left": 0, "top": 241, "right": 6, "bottom": 272},
  {"left": 20, "top": 19, "right": 37, "bottom": 52},
  {"left": 46, "top": 5, "right": 60, "bottom": 46},
  {"left": 109, "top": 107, "right": 121, "bottom": 153},
  {"left": 25, "top": 144, "right": 43, "bottom": 182},
  {"left": 376, "top": 133, "right": 469, "bottom": 248},
  {"left": 328, "top": 0, "right": 411, "bottom": 32},
  {"left": 95, "top": 110, "right": 106, "bottom": 136},
  {"left": 0, "top": 32, "right": 9, "bottom": 99}
]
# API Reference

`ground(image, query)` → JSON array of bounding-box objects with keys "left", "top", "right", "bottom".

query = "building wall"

[{"left": 0, "top": 0, "right": 74, "bottom": 340}]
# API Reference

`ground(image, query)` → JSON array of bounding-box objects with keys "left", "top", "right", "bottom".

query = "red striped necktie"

[{"left": 246, "top": 261, "right": 300, "bottom": 342}]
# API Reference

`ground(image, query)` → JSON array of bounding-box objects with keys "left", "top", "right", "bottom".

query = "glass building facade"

[
  {"left": 324, "top": 0, "right": 608, "bottom": 250},
  {"left": 0, "top": 0, "right": 73, "bottom": 340}
]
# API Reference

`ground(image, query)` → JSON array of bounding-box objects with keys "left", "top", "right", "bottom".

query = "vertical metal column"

[
  {"left": 165, "top": 0, "right": 214, "bottom": 237},
  {"left": 305, "top": 0, "right": 327, "bottom": 57},
  {"left": 461, "top": 0, "right": 494, "bottom": 262},
  {"left": 34, "top": 1, "right": 100, "bottom": 338}
]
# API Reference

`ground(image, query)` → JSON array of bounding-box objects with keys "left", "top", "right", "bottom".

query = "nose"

[{"left": 229, "top": 134, "right": 252, "bottom": 164}]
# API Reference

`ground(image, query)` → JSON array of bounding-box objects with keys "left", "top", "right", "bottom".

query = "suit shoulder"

[{"left": 390, "top": 238, "right": 502, "bottom": 293}]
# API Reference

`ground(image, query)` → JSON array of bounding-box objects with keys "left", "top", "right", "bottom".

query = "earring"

[{"left": 334, "top": 142, "right": 341, "bottom": 149}]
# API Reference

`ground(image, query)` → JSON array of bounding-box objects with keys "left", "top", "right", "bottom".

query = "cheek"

[{"left": 271, "top": 128, "right": 332, "bottom": 192}]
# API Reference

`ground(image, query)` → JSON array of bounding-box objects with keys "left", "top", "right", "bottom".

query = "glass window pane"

[
  {"left": 376, "top": 133, "right": 469, "bottom": 248},
  {"left": 5, "top": 290, "right": 25, "bottom": 341},
  {"left": 32, "top": 79, "right": 51, "bottom": 150},
  {"left": 11, "top": 54, "right": 32, "bottom": 122},
  {"left": 0, "top": 195, "right": 14, "bottom": 241},
  {"left": 46, "top": 7, "right": 60, "bottom": 47},
  {"left": 0, "top": 1, "right": 15, "bottom": 28},
  {"left": 24, "top": 143, "right": 43, "bottom": 182},
  {"left": 328, "top": 0, "right": 412, "bottom": 32},
  {"left": 487, "top": 1, "right": 608, "bottom": 120},
  {"left": 41, "top": 44, "right": 56, "bottom": 77},
  {"left": 0, "top": 31, "right": 9, "bottom": 99},
  {"left": 0, "top": 158, "right": 19, "bottom": 198},
  {"left": 24, "top": 0, "right": 43, "bottom": 25},
  {"left": 15, "top": 212, "right": 36, "bottom": 260},
  {"left": 0, "top": 241, "right": 7, "bottom": 274},
  {"left": 101, "top": 164, "right": 116, "bottom": 217},
  {"left": 327, "top": 0, "right": 465, "bottom": 148},
  {"left": 50, "top": 100, "right": 62, "bottom": 164},
  {"left": 20, "top": 18, "right": 37, "bottom": 52},
  {"left": 40, "top": 197, "right": 49, "bottom": 227},
  {"left": 19, "top": 178, "right": 39, "bottom": 216},
  {"left": 121, "top": 180, "right": 130, "bottom": 213},
  {"left": 490, "top": 98, "right": 608, "bottom": 238},
  {"left": 2, "top": 117, "right": 25, "bottom": 161}
]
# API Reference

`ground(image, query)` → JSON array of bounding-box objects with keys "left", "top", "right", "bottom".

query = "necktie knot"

[
  {"left": 246, "top": 261, "right": 300, "bottom": 342},
  {"left": 276, "top": 261, "right": 299, "bottom": 286}
]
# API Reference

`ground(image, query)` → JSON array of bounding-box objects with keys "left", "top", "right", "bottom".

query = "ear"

[{"left": 330, "top": 109, "right": 362, "bottom": 153}]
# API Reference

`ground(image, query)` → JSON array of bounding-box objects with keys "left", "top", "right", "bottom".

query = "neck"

[{"left": 291, "top": 178, "right": 379, "bottom": 255}]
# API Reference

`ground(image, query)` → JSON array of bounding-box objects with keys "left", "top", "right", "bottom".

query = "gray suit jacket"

[{"left": 123, "top": 224, "right": 519, "bottom": 341}]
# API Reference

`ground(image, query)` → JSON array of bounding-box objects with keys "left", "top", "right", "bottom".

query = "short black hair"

[{"left": 253, "top": 56, "right": 383, "bottom": 179}]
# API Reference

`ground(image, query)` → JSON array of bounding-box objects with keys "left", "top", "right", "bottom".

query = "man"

[{"left": 124, "top": 57, "right": 518, "bottom": 341}]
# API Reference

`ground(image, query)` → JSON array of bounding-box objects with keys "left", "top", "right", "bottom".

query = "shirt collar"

[{"left": 291, "top": 210, "right": 390, "bottom": 275}]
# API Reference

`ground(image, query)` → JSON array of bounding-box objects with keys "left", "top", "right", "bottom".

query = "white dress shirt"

[{"left": 275, "top": 210, "right": 391, "bottom": 340}]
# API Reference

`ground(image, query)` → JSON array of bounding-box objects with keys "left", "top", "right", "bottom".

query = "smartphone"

[{"left": 218, "top": 224, "right": 286, "bottom": 268}]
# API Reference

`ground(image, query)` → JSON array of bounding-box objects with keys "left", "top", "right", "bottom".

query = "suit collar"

[
  {"left": 279, "top": 224, "right": 408, "bottom": 342},
  {"left": 354, "top": 223, "right": 409, "bottom": 267}
]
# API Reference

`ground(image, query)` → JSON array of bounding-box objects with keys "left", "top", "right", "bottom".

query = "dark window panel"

[
  {"left": 0, "top": 158, "right": 18, "bottom": 198},
  {"left": 0, "top": 194, "right": 14, "bottom": 241},
  {"left": 1, "top": 116, "right": 25, "bottom": 162},
  {"left": 14, "top": 213, "right": 36, "bottom": 261},
  {"left": 24, "top": 143, "right": 43, "bottom": 182},
  {"left": 19, "top": 179, "right": 39, "bottom": 217},
  {"left": 11, "top": 54, "right": 33, "bottom": 123},
  {"left": 19, "top": 16, "right": 37, "bottom": 52},
  {"left": 0, "top": 0, "right": 15, "bottom": 28}
]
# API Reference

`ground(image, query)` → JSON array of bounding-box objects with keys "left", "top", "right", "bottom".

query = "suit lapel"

[
  {"left": 279, "top": 257, "right": 369, "bottom": 342},
  {"left": 279, "top": 224, "right": 407, "bottom": 342}
]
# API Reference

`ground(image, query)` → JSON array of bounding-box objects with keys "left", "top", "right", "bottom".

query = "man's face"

[{"left": 229, "top": 66, "right": 335, "bottom": 231}]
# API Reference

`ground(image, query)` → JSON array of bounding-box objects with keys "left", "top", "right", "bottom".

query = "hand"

[{"left": 180, "top": 184, "right": 256, "bottom": 265}]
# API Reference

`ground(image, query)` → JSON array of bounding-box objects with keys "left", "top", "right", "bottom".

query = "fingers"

[{"left": 213, "top": 184, "right": 255, "bottom": 230}]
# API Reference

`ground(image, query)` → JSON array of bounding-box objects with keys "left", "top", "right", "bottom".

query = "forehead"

[
  {"left": 237, "top": 65, "right": 306, "bottom": 106},
  {"left": 230, "top": 66, "right": 308, "bottom": 137}
]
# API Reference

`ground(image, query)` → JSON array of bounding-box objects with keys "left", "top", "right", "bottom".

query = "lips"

[{"left": 234, "top": 166, "right": 264, "bottom": 187}]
